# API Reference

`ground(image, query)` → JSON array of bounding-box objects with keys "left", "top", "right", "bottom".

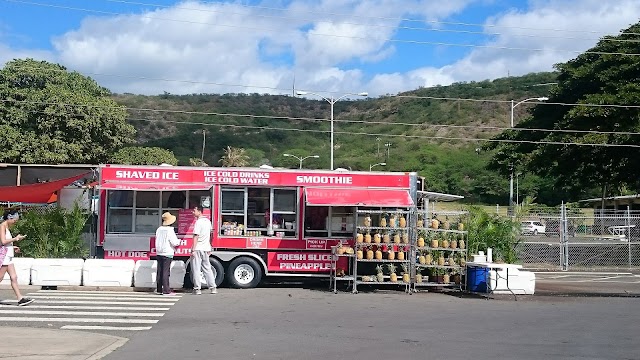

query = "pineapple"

[
  {"left": 399, "top": 215, "right": 407, "bottom": 228},
  {"left": 356, "top": 233, "right": 363, "bottom": 243},
  {"left": 356, "top": 248, "right": 363, "bottom": 259},
  {"left": 419, "top": 252, "right": 426, "bottom": 264},
  {"left": 417, "top": 216, "right": 424, "bottom": 228},
  {"left": 383, "top": 233, "right": 390, "bottom": 244},
  {"left": 375, "top": 249, "right": 383, "bottom": 260},
  {"left": 336, "top": 243, "right": 345, "bottom": 255},
  {"left": 430, "top": 238, "right": 439, "bottom": 248},
  {"left": 443, "top": 274, "right": 451, "bottom": 284},
  {"left": 362, "top": 275, "right": 371, "bottom": 282},
  {"left": 425, "top": 252, "right": 433, "bottom": 265},
  {"left": 345, "top": 247, "right": 354, "bottom": 255},
  {"left": 380, "top": 215, "right": 387, "bottom": 227},
  {"left": 397, "top": 251, "right": 405, "bottom": 261},
  {"left": 401, "top": 263, "right": 410, "bottom": 283},
  {"left": 402, "top": 231, "right": 409, "bottom": 244},
  {"left": 443, "top": 217, "right": 450, "bottom": 230},
  {"left": 415, "top": 271, "right": 423, "bottom": 283},
  {"left": 417, "top": 236, "right": 425, "bottom": 247},
  {"left": 459, "top": 257, "right": 466, "bottom": 266},
  {"left": 389, "top": 215, "right": 397, "bottom": 228},
  {"left": 388, "top": 250, "right": 396, "bottom": 260},
  {"left": 387, "top": 264, "right": 398, "bottom": 283},
  {"left": 363, "top": 214, "right": 372, "bottom": 227},
  {"left": 374, "top": 233, "right": 381, "bottom": 244},
  {"left": 431, "top": 217, "right": 439, "bottom": 229},
  {"left": 442, "top": 238, "right": 450, "bottom": 249},
  {"left": 438, "top": 254, "right": 445, "bottom": 266},
  {"left": 458, "top": 222, "right": 465, "bottom": 231},
  {"left": 459, "top": 238, "right": 465, "bottom": 249},
  {"left": 376, "top": 265, "right": 384, "bottom": 282},
  {"left": 364, "top": 232, "right": 372, "bottom": 243},
  {"left": 366, "top": 246, "right": 374, "bottom": 260},
  {"left": 393, "top": 232, "right": 401, "bottom": 244},
  {"left": 450, "top": 239, "right": 458, "bottom": 249}
]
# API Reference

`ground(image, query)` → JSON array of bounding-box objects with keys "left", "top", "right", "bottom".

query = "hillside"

[{"left": 112, "top": 72, "right": 560, "bottom": 204}]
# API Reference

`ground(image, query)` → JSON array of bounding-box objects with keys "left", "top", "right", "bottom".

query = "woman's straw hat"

[{"left": 162, "top": 212, "right": 177, "bottom": 226}]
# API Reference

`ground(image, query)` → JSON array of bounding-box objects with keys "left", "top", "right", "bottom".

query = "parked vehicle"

[
  {"left": 521, "top": 221, "right": 545, "bottom": 236},
  {"left": 545, "top": 219, "right": 576, "bottom": 237}
]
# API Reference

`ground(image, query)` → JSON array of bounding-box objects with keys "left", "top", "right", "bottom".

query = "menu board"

[{"left": 177, "top": 208, "right": 211, "bottom": 234}]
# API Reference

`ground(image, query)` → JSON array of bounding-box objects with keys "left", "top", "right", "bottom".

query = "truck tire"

[
  {"left": 184, "top": 257, "right": 225, "bottom": 289},
  {"left": 226, "top": 257, "right": 263, "bottom": 289}
]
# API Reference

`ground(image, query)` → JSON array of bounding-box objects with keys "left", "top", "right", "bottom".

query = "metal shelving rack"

[
  {"left": 329, "top": 245, "right": 355, "bottom": 294},
  {"left": 352, "top": 209, "right": 413, "bottom": 294},
  {"left": 412, "top": 212, "right": 468, "bottom": 292}
]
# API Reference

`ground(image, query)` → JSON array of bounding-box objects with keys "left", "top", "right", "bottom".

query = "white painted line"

[
  {"left": 62, "top": 325, "right": 153, "bottom": 331},
  {"left": 544, "top": 275, "right": 573, "bottom": 279},
  {"left": 7, "top": 305, "right": 171, "bottom": 311},
  {"left": 591, "top": 276, "right": 624, "bottom": 281},
  {"left": 1, "top": 300, "right": 177, "bottom": 306},
  {"left": 26, "top": 295, "right": 179, "bottom": 302},
  {"left": 0, "top": 310, "right": 165, "bottom": 317},
  {"left": 38, "top": 290, "right": 160, "bottom": 295},
  {"left": 35, "top": 291, "right": 181, "bottom": 298},
  {"left": 0, "top": 317, "right": 158, "bottom": 324}
]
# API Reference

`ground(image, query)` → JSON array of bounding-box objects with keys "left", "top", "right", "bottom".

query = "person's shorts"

[{"left": 2, "top": 255, "right": 13, "bottom": 266}]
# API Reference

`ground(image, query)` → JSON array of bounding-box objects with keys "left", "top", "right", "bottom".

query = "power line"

[
  {"left": 5, "top": 0, "right": 640, "bottom": 56},
  {"left": 127, "top": 117, "right": 640, "bottom": 149},
  {"left": 4, "top": 98, "right": 640, "bottom": 138},
  {"left": 98, "top": 0, "right": 640, "bottom": 44}
]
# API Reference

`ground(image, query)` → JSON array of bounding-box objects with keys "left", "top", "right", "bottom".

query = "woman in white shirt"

[
  {"left": 155, "top": 212, "right": 181, "bottom": 296},
  {"left": 0, "top": 210, "right": 33, "bottom": 306}
]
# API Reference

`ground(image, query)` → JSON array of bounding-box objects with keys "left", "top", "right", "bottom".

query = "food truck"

[{"left": 98, "top": 164, "right": 419, "bottom": 288}]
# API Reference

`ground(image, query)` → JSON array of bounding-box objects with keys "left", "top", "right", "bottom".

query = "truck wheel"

[
  {"left": 226, "top": 257, "right": 262, "bottom": 289},
  {"left": 185, "top": 257, "right": 225, "bottom": 289}
]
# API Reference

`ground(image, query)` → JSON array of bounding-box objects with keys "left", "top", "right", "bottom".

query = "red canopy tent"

[{"left": 0, "top": 173, "right": 89, "bottom": 204}]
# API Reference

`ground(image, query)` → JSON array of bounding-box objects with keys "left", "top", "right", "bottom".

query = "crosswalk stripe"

[
  {"left": 36, "top": 290, "right": 182, "bottom": 298},
  {"left": 1, "top": 300, "right": 177, "bottom": 306},
  {"left": 38, "top": 290, "right": 169, "bottom": 295},
  {"left": 0, "top": 317, "right": 158, "bottom": 324},
  {"left": 4, "top": 305, "right": 171, "bottom": 311},
  {"left": 62, "top": 325, "right": 153, "bottom": 331},
  {"left": 0, "top": 310, "right": 165, "bottom": 317},
  {"left": 26, "top": 295, "right": 179, "bottom": 302}
]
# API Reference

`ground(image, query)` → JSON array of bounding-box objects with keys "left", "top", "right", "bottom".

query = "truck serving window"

[
  {"left": 220, "top": 187, "right": 297, "bottom": 237},
  {"left": 304, "top": 206, "right": 355, "bottom": 238},
  {"left": 106, "top": 190, "right": 193, "bottom": 234}
]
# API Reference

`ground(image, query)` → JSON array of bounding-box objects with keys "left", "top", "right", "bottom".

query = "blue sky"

[{"left": 1, "top": 0, "right": 639, "bottom": 95}]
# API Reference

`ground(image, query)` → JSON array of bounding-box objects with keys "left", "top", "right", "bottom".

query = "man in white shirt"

[{"left": 191, "top": 206, "right": 217, "bottom": 294}]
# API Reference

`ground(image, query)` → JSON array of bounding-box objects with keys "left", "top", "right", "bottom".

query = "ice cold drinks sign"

[{"left": 203, "top": 170, "right": 270, "bottom": 185}]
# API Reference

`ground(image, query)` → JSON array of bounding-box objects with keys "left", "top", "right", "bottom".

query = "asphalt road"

[{"left": 104, "top": 283, "right": 640, "bottom": 360}]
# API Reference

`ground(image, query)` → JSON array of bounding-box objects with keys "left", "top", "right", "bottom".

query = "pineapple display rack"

[
  {"left": 330, "top": 245, "right": 355, "bottom": 294},
  {"left": 352, "top": 209, "right": 413, "bottom": 294},
  {"left": 412, "top": 210, "right": 468, "bottom": 291}
]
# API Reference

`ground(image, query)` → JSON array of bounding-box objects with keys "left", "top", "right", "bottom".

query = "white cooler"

[
  {"left": 83, "top": 259, "right": 134, "bottom": 287},
  {"left": 1, "top": 257, "right": 34, "bottom": 286},
  {"left": 134, "top": 260, "right": 186, "bottom": 289},
  {"left": 31, "top": 258, "right": 84, "bottom": 286}
]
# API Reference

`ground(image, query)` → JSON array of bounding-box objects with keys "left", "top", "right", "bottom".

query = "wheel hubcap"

[{"left": 234, "top": 264, "right": 255, "bottom": 285}]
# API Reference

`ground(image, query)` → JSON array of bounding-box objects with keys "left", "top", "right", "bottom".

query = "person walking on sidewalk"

[
  {"left": 0, "top": 210, "right": 34, "bottom": 306},
  {"left": 155, "top": 212, "right": 181, "bottom": 296},
  {"left": 191, "top": 206, "right": 217, "bottom": 295}
]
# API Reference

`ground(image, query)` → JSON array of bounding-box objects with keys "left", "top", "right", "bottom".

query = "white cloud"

[{"left": 0, "top": 0, "right": 637, "bottom": 97}]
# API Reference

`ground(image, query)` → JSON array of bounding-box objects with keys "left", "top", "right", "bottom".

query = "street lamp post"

[
  {"left": 283, "top": 153, "right": 319, "bottom": 169},
  {"left": 369, "top": 162, "right": 386, "bottom": 171},
  {"left": 509, "top": 97, "right": 548, "bottom": 212},
  {"left": 296, "top": 90, "right": 368, "bottom": 170}
]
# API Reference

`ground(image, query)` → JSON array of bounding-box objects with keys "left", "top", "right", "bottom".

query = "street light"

[
  {"left": 509, "top": 96, "right": 548, "bottom": 212},
  {"left": 369, "top": 162, "right": 386, "bottom": 171},
  {"left": 296, "top": 90, "right": 368, "bottom": 170},
  {"left": 283, "top": 153, "right": 319, "bottom": 169}
]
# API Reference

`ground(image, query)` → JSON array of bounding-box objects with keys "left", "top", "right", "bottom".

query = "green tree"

[
  {"left": 486, "top": 22, "right": 640, "bottom": 202},
  {"left": 111, "top": 146, "right": 178, "bottom": 165},
  {"left": 0, "top": 59, "right": 135, "bottom": 164},
  {"left": 219, "top": 146, "right": 249, "bottom": 167}
]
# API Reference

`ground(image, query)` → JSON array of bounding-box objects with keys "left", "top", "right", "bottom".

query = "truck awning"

[
  {"left": 0, "top": 172, "right": 89, "bottom": 204},
  {"left": 305, "top": 188, "right": 414, "bottom": 207},
  {"left": 100, "top": 182, "right": 213, "bottom": 191}
]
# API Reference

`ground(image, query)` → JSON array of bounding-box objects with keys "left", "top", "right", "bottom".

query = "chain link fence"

[{"left": 517, "top": 205, "right": 640, "bottom": 271}]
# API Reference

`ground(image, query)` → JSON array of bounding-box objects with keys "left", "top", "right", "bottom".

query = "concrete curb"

[{"left": 87, "top": 336, "right": 129, "bottom": 360}]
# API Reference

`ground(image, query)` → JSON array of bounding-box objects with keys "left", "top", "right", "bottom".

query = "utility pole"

[
  {"left": 201, "top": 129, "right": 206, "bottom": 162},
  {"left": 384, "top": 142, "right": 392, "bottom": 163}
]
